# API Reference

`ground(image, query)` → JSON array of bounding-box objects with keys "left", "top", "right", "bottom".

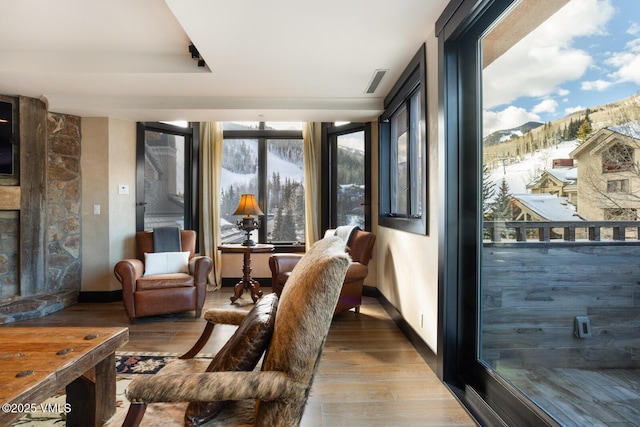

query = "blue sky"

[{"left": 482, "top": 0, "right": 640, "bottom": 136}]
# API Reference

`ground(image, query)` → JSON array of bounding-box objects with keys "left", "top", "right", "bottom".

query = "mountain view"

[
  {"left": 220, "top": 124, "right": 366, "bottom": 244},
  {"left": 484, "top": 93, "right": 640, "bottom": 176}
]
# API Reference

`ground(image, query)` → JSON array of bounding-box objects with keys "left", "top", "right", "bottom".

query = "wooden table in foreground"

[{"left": 0, "top": 326, "right": 128, "bottom": 427}]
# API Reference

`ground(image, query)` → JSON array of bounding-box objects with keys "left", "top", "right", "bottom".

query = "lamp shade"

[{"left": 233, "top": 194, "right": 264, "bottom": 217}]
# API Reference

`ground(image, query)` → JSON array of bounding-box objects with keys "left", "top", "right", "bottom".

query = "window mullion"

[{"left": 258, "top": 135, "right": 268, "bottom": 243}]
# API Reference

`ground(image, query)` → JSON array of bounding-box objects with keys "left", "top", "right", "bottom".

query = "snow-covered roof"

[
  {"left": 546, "top": 167, "right": 577, "bottom": 183},
  {"left": 511, "top": 193, "right": 582, "bottom": 221},
  {"left": 527, "top": 166, "right": 577, "bottom": 188},
  {"left": 608, "top": 124, "right": 640, "bottom": 139}
]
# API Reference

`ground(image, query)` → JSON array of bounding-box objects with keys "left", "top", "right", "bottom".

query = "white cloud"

[
  {"left": 606, "top": 38, "right": 640, "bottom": 85},
  {"left": 581, "top": 79, "right": 613, "bottom": 91},
  {"left": 483, "top": 0, "right": 614, "bottom": 109},
  {"left": 627, "top": 22, "right": 640, "bottom": 36},
  {"left": 564, "top": 105, "right": 586, "bottom": 115},
  {"left": 532, "top": 99, "right": 558, "bottom": 114},
  {"left": 556, "top": 88, "right": 570, "bottom": 97},
  {"left": 483, "top": 106, "right": 541, "bottom": 137}
]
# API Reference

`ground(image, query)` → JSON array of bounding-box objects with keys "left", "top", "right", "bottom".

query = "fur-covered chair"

[{"left": 120, "top": 236, "right": 351, "bottom": 427}]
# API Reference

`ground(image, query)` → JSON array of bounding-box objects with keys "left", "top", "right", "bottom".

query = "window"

[
  {"left": 607, "top": 179, "right": 629, "bottom": 193},
  {"left": 378, "top": 44, "right": 427, "bottom": 234},
  {"left": 220, "top": 122, "right": 304, "bottom": 245},
  {"left": 136, "top": 122, "right": 199, "bottom": 233},
  {"left": 322, "top": 122, "right": 371, "bottom": 231},
  {"left": 441, "top": 0, "right": 640, "bottom": 425},
  {"left": 603, "top": 143, "right": 634, "bottom": 173}
]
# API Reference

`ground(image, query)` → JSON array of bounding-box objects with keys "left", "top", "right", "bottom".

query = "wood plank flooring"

[
  {"left": 5, "top": 288, "right": 477, "bottom": 427},
  {"left": 499, "top": 366, "right": 640, "bottom": 426}
]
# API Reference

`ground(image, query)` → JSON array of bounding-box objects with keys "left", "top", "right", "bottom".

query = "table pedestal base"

[{"left": 230, "top": 249, "right": 264, "bottom": 303}]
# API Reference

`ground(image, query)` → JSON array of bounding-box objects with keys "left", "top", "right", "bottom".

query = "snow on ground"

[
  {"left": 220, "top": 152, "right": 304, "bottom": 192},
  {"left": 487, "top": 139, "right": 579, "bottom": 197}
]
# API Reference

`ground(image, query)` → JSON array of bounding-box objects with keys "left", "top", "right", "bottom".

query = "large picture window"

[
  {"left": 220, "top": 122, "right": 305, "bottom": 245},
  {"left": 440, "top": 0, "right": 640, "bottom": 425},
  {"left": 379, "top": 44, "right": 427, "bottom": 234}
]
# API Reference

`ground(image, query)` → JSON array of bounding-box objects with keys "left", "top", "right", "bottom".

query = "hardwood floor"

[
  {"left": 7, "top": 288, "right": 477, "bottom": 427},
  {"left": 499, "top": 366, "right": 640, "bottom": 427}
]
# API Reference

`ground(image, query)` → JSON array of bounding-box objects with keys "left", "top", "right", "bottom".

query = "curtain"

[
  {"left": 303, "top": 122, "right": 322, "bottom": 250},
  {"left": 199, "top": 122, "right": 223, "bottom": 290}
]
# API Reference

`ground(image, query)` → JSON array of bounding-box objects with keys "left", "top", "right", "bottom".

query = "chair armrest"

[
  {"left": 268, "top": 253, "right": 304, "bottom": 275},
  {"left": 114, "top": 259, "right": 143, "bottom": 321},
  {"left": 189, "top": 255, "right": 213, "bottom": 283},
  {"left": 344, "top": 262, "right": 368, "bottom": 282},
  {"left": 203, "top": 308, "right": 248, "bottom": 326},
  {"left": 114, "top": 259, "right": 144, "bottom": 292},
  {"left": 126, "top": 371, "right": 305, "bottom": 403}
]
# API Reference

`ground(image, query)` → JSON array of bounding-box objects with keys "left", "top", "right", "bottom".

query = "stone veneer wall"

[
  {"left": 0, "top": 105, "right": 81, "bottom": 324},
  {"left": 0, "top": 212, "right": 19, "bottom": 298},
  {"left": 47, "top": 113, "right": 81, "bottom": 293}
]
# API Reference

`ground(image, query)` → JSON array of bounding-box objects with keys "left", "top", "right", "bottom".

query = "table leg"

[
  {"left": 230, "top": 249, "right": 263, "bottom": 303},
  {"left": 66, "top": 353, "right": 116, "bottom": 427}
]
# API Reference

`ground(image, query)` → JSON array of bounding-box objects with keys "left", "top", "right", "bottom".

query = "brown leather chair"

[
  {"left": 114, "top": 230, "right": 212, "bottom": 323},
  {"left": 269, "top": 229, "right": 376, "bottom": 314}
]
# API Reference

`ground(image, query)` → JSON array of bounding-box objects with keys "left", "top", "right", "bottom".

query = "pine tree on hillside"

[{"left": 492, "top": 179, "right": 513, "bottom": 220}]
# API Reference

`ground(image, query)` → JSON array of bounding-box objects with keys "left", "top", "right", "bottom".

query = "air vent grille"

[{"left": 365, "top": 69, "right": 387, "bottom": 94}]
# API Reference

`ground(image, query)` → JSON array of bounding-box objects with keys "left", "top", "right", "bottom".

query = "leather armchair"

[
  {"left": 114, "top": 230, "right": 212, "bottom": 323},
  {"left": 269, "top": 229, "right": 376, "bottom": 314}
]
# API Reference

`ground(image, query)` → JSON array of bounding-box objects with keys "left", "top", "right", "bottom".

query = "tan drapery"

[
  {"left": 303, "top": 122, "right": 322, "bottom": 249},
  {"left": 199, "top": 122, "right": 223, "bottom": 289}
]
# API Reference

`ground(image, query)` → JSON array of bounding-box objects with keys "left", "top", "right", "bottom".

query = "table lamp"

[{"left": 233, "top": 194, "right": 264, "bottom": 246}]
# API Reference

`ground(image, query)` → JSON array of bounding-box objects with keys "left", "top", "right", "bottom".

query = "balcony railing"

[{"left": 484, "top": 220, "right": 640, "bottom": 243}]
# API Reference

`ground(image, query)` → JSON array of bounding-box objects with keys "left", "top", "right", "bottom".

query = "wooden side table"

[{"left": 218, "top": 243, "right": 274, "bottom": 303}]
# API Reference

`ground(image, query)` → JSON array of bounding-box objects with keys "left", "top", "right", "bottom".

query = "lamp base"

[
  {"left": 237, "top": 216, "right": 260, "bottom": 247},
  {"left": 242, "top": 238, "right": 256, "bottom": 246},
  {"left": 241, "top": 229, "right": 256, "bottom": 246}
]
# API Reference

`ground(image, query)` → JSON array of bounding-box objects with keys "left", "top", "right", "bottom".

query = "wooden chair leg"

[
  {"left": 179, "top": 321, "right": 215, "bottom": 359},
  {"left": 122, "top": 402, "right": 147, "bottom": 427}
]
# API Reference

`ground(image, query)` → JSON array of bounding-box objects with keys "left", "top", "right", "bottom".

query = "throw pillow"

[
  {"left": 143, "top": 251, "right": 190, "bottom": 276},
  {"left": 184, "top": 292, "right": 279, "bottom": 427}
]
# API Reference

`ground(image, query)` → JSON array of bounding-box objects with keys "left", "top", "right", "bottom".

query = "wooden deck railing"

[{"left": 484, "top": 220, "right": 640, "bottom": 243}]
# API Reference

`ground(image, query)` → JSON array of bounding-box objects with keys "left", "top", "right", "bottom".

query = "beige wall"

[
  {"left": 373, "top": 30, "right": 440, "bottom": 353},
  {"left": 81, "top": 118, "right": 137, "bottom": 292},
  {"left": 78, "top": 31, "right": 442, "bottom": 354}
]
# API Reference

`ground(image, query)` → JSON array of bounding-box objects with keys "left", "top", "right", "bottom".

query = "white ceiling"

[{"left": 0, "top": 0, "right": 448, "bottom": 122}]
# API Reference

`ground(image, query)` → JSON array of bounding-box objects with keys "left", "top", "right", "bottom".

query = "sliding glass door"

[{"left": 441, "top": 0, "right": 640, "bottom": 425}]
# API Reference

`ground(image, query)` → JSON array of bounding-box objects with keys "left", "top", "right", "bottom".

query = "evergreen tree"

[
  {"left": 492, "top": 179, "right": 513, "bottom": 220},
  {"left": 482, "top": 164, "right": 496, "bottom": 215}
]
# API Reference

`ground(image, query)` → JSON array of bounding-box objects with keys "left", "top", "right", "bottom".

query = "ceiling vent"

[{"left": 364, "top": 69, "right": 388, "bottom": 94}]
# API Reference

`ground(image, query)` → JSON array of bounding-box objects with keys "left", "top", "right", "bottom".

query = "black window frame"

[
  {"left": 437, "top": 0, "right": 563, "bottom": 425},
  {"left": 321, "top": 122, "right": 372, "bottom": 232},
  {"left": 222, "top": 122, "right": 304, "bottom": 247},
  {"left": 135, "top": 121, "right": 200, "bottom": 235},
  {"left": 378, "top": 44, "right": 428, "bottom": 235}
]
